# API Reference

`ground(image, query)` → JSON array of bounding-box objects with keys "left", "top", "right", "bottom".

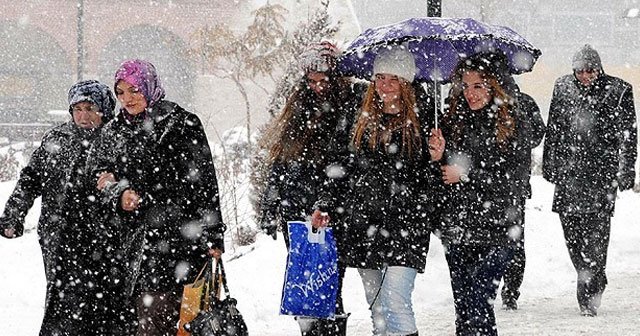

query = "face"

[
  {"left": 307, "top": 71, "right": 330, "bottom": 96},
  {"left": 72, "top": 101, "right": 103, "bottom": 129},
  {"left": 575, "top": 68, "right": 599, "bottom": 87},
  {"left": 115, "top": 80, "right": 148, "bottom": 115},
  {"left": 374, "top": 73, "right": 402, "bottom": 106},
  {"left": 462, "top": 70, "right": 492, "bottom": 111}
]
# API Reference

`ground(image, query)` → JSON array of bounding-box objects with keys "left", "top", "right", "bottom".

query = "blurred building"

[
  {"left": 2, "top": 0, "right": 640, "bottom": 143},
  {"left": 0, "top": 0, "right": 244, "bottom": 140}
]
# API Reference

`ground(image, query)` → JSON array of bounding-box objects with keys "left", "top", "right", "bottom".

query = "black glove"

[
  {"left": 260, "top": 216, "right": 278, "bottom": 240},
  {"left": 618, "top": 171, "right": 636, "bottom": 191}
]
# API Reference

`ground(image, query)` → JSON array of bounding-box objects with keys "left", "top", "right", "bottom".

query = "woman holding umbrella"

[
  {"left": 429, "top": 52, "right": 531, "bottom": 336},
  {"left": 313, "top": 45, "right": 440, "bottom": 336}
]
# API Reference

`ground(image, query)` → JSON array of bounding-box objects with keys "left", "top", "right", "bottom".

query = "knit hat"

[
  {"left": 68, "top": 80, "right": 116, "bottom": 121},
  {"left": 572, "top": 44, "right": 602, "bottom": 71},
  {"left": 299, "top": 41, "right": 339, "bottom": 73},
  {"left": 372, "top": 45, "right": 416, "bottom": 82},
  {"left": 114, "top": 59, "right": 166, "bottom": 107}
]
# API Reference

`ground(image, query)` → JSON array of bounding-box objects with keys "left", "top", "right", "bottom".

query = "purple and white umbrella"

[{"left": 337, "top": 17, "right": 542, "bottom": 82}]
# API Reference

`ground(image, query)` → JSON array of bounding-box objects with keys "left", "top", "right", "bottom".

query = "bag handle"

[
  {"left": 196, "top": 260, "right": 214, "bottom": 311},
  {"left": 305, "top": 221, "right": 326, "bottom": 244},
  {"left": 212, "top": 258, "right": 231, "bottom": 300}
]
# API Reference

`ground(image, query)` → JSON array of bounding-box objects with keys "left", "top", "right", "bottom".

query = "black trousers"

[
  {"left": 445, "top": 244, "right": 514, "bottom": 336},
  {"left": 501, "top": 201, "right": 526, "bottom": 303},
  {"left": 559, "top": 213, "right": 611, "bottom": 309}
]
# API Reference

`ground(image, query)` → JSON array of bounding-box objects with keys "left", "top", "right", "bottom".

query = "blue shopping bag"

[{"left": 279, "top": 221, "right": 339, "bottom": 319}]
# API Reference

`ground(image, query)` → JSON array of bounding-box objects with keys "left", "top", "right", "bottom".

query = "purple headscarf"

[{"left": 114, "top": 59, "right": 166, "bottom": 108}]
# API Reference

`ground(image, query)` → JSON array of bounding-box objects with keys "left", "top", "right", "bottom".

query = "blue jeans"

[
  {"left": 358, "top": 266, "right": 418, "bottom": 336},
  {"left": 445, "top": 244, "right": 514, "bottom": 336}
]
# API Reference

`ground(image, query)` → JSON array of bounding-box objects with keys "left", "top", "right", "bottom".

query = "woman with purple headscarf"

[{"left": 87, "top": 59, "right": 226, "bottom": 335}]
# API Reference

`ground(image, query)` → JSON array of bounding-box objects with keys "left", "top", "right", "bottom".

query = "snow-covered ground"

[{"left": 1, "top": 176, "right": 639, "bottom": 335}]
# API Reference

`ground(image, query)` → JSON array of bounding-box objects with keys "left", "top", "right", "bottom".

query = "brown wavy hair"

[
  {"left": 351, "top": 79, "right": 422, "bottom": 158},
  {"left": 261, "top": 76, "right": 350, "bottom": 163},
  {"left": 445, "top": 61, "right": 516, "bottom": 149}
]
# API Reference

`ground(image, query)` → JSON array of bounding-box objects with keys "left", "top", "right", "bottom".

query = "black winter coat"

[
  {"left": 259, "top": 81, "right": 365, "bottom": 246},
  {"left": 317, "top": 112, "right": 437, "bottom": 273},
  {"left": 543, "top": 73, "right": 637, "bottom": 215},
  {"left": 87, "top": 100, "right": 226, "bottom": 293},
  {"left": 436, "top": 106, "right": 531, "bottom": 246},
  {"left": 516, "top": 91, "right": 546, "bottom": 199},
  {"left": 0, "top": 122, "right": 128, "bottom": 335}
]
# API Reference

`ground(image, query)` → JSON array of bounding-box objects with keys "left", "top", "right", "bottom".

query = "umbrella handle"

[{"left": 434, "top": 81, "right": 438, "bottom": 130}]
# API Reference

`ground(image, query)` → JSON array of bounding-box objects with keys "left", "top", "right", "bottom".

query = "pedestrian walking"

[
  {"left": 87, "top": 59, "right": 226, "bottom": 335},
  {"left": 543, "top": 44, "right": 637, "bottom": 317},
  {"left": 259, "top": 41, "right": 363, "bottom": 335},
  {"left": 313, "top": 45, "right": 438, "bottom": 336},
  {"left": 430, "top": 52, "right": 532, "bottom": 336}
]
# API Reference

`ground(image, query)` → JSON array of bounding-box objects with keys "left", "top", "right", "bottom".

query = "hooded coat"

[
  {"left": 87, "top": 99, "right": 226, "bottom": 294},
  {"left": 543, "top": 47, "right": 637, "bottom": 215},
  {"left": 0, "top": 81, "right": 125, "bottom": 335}
]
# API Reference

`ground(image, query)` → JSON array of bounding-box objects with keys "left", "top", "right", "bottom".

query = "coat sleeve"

[
  {"left": 519, "top": 93, "right": 546, "bottom": 148},
  {"left": 181, "top": 113, "right": 226, "bottom": 252},
  {"left": 617, "top": 84, "right": 638, "bottom": 190},
  {"left": 0, "top": 138, "right": 49, "bottom": 237},
  {"left": 85, "top": 127, "right": 127, "bottom": 212},
  {"left": 313, "top": 111, "right": 357, "bottom": 215},
  {"left": 542, "top": 80, "right": 564, "bottom": 184},
  {"left": 258, "top": 163, "right": 282, "bottom": 231}
]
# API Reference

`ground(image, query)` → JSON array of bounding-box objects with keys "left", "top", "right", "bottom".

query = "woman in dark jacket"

[
  {"left": 0, "top": 80, "right": 123, "bottom": 335},
  {"left": 430, "top": 52, "right": 531, "bottom": 336},
  {"left": 313, "top": 46, "right": 437, "bottom": 336},
  {"left": 88, "top": 59, "right": 225, "bottom": 335},
  {"left": 259, "top": 41, "right": 362, "bottom": 336}
]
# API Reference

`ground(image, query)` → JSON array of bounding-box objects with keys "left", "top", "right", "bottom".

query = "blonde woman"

[{"left": 313, "top": 46, "right": 439, "bottom": 336}]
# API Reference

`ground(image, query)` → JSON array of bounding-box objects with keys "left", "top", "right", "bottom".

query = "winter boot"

[
  {"left": 298, "top": 318, "right": 321, "bottom": 336},
  {"left": 502, "top": 296, "right": 518, "bottom": 310},
  {"left": 319, "top": 314, "right": 349, "bottom": 336}
]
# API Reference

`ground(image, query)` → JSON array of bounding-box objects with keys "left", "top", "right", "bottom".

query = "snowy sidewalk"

[{"left": 1, "top": 177, "right": 640, "bottom": 335}]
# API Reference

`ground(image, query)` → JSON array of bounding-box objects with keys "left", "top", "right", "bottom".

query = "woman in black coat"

[
  {"left": 0, "top": 80, "right": 125, "bottom": 335},
  {"left": 313, "top": 46, "right": 438, "bottom": 336},
  {"left": 430, "top": 52, "right": 531, "bottom": 336},
  {"left": 87, "top": 59, "right": 225, "bottom": 335},
  {"left": 259, "top": 41, "right": 362, "bottom": 336}
]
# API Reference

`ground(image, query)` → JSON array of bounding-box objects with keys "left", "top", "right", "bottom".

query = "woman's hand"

[
  {"left": 441, "top": 165, "right": 463, "bottom": 184},
  {"left": 2, "top": 228, "right": 16, "bottom": 238},
  {"left": 97, "top": 172, "right": 116, "bottom": 191},
  {"left": 428, "top": 128, "right": 445, "bottom": 161},
  {"left": 311, "top": 209, "right": 330, "bottom": 229},
  {"left": 121, "top": 189, "right": 142, "bottom": 211},
  {"left": 208, "top": 248, "right": 223, "bottom": 260}
]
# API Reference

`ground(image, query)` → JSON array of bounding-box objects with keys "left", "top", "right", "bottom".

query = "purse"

[
  {"left": 177, "top": 260, "right": 211, "bottom": 336},
  {"left": 184, "top": 258, "right": 249, "bottom": 336}
]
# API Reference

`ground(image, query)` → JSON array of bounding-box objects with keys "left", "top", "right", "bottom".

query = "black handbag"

[{"left": 184, "top": 258, "right": 249, "bottom": 336}]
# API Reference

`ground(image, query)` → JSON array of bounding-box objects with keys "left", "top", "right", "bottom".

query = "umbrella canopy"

[{"left": 338, "top": 17, "right": 542, "bottom": 82}]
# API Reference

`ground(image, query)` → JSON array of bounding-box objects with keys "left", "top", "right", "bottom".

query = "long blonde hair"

[{"left": 351, "top": 79, "right": 422, "bottom": 158}]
